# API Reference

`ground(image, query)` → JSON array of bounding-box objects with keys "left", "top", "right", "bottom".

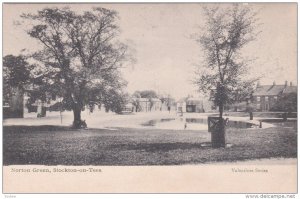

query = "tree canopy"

[
  {"left": 3, "top": 55, "right": 32, "bottom": 90},
  {"left": 3, "top": 55, "right": 33, "bottom": 104},
  {"left": 21, "top": 7, "right": 130, "bottom": 127},
  {"left": 132, "top": 90, "right": 158, "bottom": 99},
  {"left": 194, "top": 5, "right": 260, "bottom": 118},
  {"left": 193, "top": 4, "right": 260, "bottom": 147}
]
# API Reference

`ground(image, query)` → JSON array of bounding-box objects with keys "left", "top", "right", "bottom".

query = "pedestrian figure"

[
  {"left": 184, "top": 123, "right": 187, "bottom": 129},
  {"left": 168, "top": 106, "right": 171, "bottom": 113}
]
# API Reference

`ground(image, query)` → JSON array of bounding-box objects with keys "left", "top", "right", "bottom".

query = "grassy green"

[{"left": 3, "top": 125, "right": 297, "bottom": 165}]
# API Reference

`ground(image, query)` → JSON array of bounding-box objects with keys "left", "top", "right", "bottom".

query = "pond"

[{"left": 142, "top": 117, "right": 255, "bottom": 130}]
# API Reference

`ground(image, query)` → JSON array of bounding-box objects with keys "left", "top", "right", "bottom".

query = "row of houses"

[
  {"left": 4, "top": 93, "right": 168, "bottom": 118},
  {"left": 124, "top": 97, "right": 206, "bottom": 113},
  {"left": 3, "top": 81, "right": 297, "bottom": 118},
  {"left": 175, "top": 81, "right": 297, "bottom": 113},
  {"left": 252, "top": 81, "right": 296, "bottom": 111},
  {"left": 124, "top": 98, "right": 163, "bottom": 112}
]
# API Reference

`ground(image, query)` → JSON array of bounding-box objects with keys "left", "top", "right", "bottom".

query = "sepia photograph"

[{"left": 2, "top": 2, "right": 297, "bottom": 195}]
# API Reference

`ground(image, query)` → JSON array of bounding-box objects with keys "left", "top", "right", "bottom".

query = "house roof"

[
  {"left": 253, "top": 85, "right": 285, "bottom": 96},
  {"left": 282, "top": 86, "right": 297, "bottom": 94},
  {"left": 253, "top": 85, "right": 297, "bottom": 96}
]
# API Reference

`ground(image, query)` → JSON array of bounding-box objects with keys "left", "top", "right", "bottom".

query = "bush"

[{"left": 270, "top": 93, "right": 297, "bottom": 113}]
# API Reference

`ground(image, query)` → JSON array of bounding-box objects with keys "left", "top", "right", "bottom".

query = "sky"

[{"left": 3, "top": 3, "right": 297, "bottom": 100}]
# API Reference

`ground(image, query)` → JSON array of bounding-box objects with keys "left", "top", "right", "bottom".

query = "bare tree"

[
  {"left": 22, "top": 7, "right": 129, "bottom": 128},
  {"left": 194, "top": 4, "right": 260, "bottom": 147}
]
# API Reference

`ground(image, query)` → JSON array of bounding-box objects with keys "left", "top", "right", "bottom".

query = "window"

[
  {"left": 256, "top": 103, "right": 260, "bottom": 110},
  {"left": 265, "top": 96, "right": 268, "bottom": 101},
  {"left": 265, "top": 104, "right": 269, "bottom": 111},
  {"left": 257, "top": 96, "right": 260, "bottom": 102}
]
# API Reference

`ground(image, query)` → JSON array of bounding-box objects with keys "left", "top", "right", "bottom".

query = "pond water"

[{"left": 142, "top": 117, "right": 254, "bottom": 130}]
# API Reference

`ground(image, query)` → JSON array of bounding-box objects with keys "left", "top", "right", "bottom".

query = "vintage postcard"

[{"left": 2, "top": 2, "right": 297, "bottom": 195}]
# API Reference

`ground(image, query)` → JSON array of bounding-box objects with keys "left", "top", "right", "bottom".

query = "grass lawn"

[{"left": 3, "top": 125, "right": 297, "bottom": 165}]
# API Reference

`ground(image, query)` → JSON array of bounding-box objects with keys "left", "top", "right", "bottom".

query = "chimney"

[
  {"left": 290, "top": 81, "right": 293, "bottom": 86},
  {"left": 273, "top": 81, "right": 276, "bottom": 86},
  {"left": 285, "top": 81, "right": 288, "bottom": 86},
  {"left": 257, "top": 81, "right": 260, "bottom": 88}
]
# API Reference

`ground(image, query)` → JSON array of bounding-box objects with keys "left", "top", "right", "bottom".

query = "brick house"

[{"left": 252, "top": 81, "right": 297, "bottom": 111}]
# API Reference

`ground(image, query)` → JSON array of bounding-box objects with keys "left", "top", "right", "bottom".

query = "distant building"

[
  {"left": 176, "top": 97, "right": 205, "bottom": 113},
  {"left": 3, "top": 87, "right": 24, "bottom": 118},
  {"left": 131, "top": 97, "right": 162, "bottom": 112},
  {"left": 150, "top": 98, "right": 162, "bottom": 111},
  {"left": 176, "top": 98, "right": 186, "bottom": 113},
  {"left": 3, "top": 85, "right": 62, "bottom": 119},
  {"left": 122, "top": 102, "right": 134, "bottom": 113},
  {"left": 186, "top": 97, "right": 205, "bottom": 113},
  {"left": 252, "top": 81, "right": 297, "bottom": 111}
]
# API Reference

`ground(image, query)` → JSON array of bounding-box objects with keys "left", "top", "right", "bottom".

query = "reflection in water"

[
  {"left": 186, "top": 118, "right": 253, "bottom": 128},
  {"left": 142, "top": 117, "right": 253, "bottom": 129}
]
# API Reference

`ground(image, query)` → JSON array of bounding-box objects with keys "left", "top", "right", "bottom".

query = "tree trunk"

[
  {"left": 234, "top": 106, "right": 238, "bottom": 112},
  {"left": 249, "top": 111, "right": 253, "bottom": 120},
  {"left": 211, "top": 102, "right": 226, "bottom": 148},
  {"left": 219, "top": 101, "right": 223, "bottom": 118},
  {"left": 41, "top": 106, "right": 47, "bottom": 117},
  {"left": 72, "top": 103, "right": 83, "bottom": 128},
  {"left": 283, "top": 112, "right": 288, "bottom": 122}
]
